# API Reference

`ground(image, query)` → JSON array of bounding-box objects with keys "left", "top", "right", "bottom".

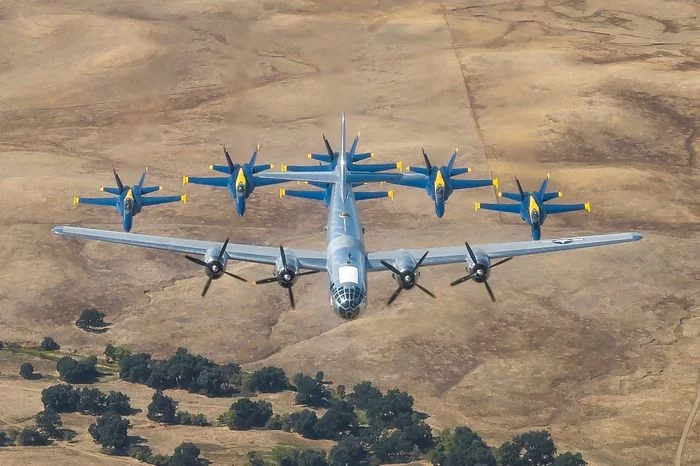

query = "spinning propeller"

[
  {"left": 184, "top": 237, "right": 247, "bottom": 297},
  {"left": 253, "top": 245, "right": 320, "bottom": 309},
  {"left": 380, "top": 251, "right": 436, "bottom": 305},
  {"left": 449, "top": 242, "right": 512, "bottom": 302}
]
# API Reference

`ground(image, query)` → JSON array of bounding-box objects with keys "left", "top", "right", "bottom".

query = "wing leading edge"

[
  {"left": 366, "top": 232, "right": 642, "bottom": 271},
  {"left": 51, "top": 226, "right": 327, "bottom": 270}
]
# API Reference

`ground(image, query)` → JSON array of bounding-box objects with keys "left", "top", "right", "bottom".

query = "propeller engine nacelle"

[
  {"left": 203, "top": 248, "right": 229, "bottom": 279},
  {"left": 274, "top": 252, "right": 300, "bottom": 288},
  {"left": 464, "top": 250, "right": 491, "bottom": 283},
  {"left": 388, "top": 256, "right": 421, "bottom": 289}
]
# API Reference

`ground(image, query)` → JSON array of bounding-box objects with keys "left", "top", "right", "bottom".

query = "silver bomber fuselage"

[{"left": 325, "top": 113, "right": 368, "bottom": 319}]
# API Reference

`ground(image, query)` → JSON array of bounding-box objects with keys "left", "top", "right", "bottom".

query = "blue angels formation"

[
  {"left": 73, "top": 167, "right": 185, "bottom": 232},
  {"left": 58, "top": 114, "right": 640, "bottom": 317}
]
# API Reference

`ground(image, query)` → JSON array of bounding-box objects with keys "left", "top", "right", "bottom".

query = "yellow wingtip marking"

[
  {"left": 73, "top": 196, "right": 80, "bottom": 207},
  {"left": 405, "top": 166, "right": 411, "bottom": 172},
  {"left": 380, "top": 181, "right": 385, "bottom": 186},
  {"left": 370, "top": 152, "right": 375, "bottom": 158},
  {"left": 467, "top": 167, "right": 472, "bottom": 173},
  {"left": 307, "top": 153, "right": 312, "bottom": 159},
  {"left": 279, "top": 188, "right": 286, "bottom": 198},
  {"left": 182, "top": 175, "right": 189, "bottom": 185},
  {"left": 181, "top": 194, "right": 187, "bottom": 204},
  {"left": 281, "top": 164, "right": 287, "bottom": 173},
  {"left": 270, "top": 164, "right": 275, "bottom": 169},
  {"left": 492, "top": 178, "right": 500, "bottom": 190},
  {"left": 396, "top": 161, "right": 403, "bottom": 172},
  {"left": 99, "top": 187, "right": 104, "bottom": 192},
  {"left": 474, "top": 201, "right": 480, "bottom": 212},
  {"left": 208, "top": 165, "right": 214, "bottom": 170},
  {"left": 547, "top": 172, "right": 551, "bottom": 180},
  {"left": 388, "top": 189, "right": 394, "bottom": 200},
  {"left": 558, "top": 191, "right": 563, "bottom": 198},
  {"left": 158, "top": 185, "right": 163, "bottom": 191},
  {"left": 357, "top": 132, "right": 361, "bottom": 138},
  {"left": 498, "top": 192, "right": 503, "bottom": 197},
  {"left": 257, "top": 143, "right": 261, "bottom": 151},
  {"left": 585, "top": 202, "right": 591, "bottom": 213},
  {"left": 145, "top": 165, "right": 149, "bottom": 172}
]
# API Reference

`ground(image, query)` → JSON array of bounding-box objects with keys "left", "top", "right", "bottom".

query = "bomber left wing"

[
  {"left": 51, "top": 226, "right": 327, "bottom": 270},
  {"left": 366, "top": 232, "right": 642, "bottom": 271}
]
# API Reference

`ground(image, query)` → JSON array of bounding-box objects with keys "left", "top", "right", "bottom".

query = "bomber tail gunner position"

[
  {"left": 475, "top": 174, "right": 591, "bottom": 240},
  {"left": 72, "top": 167, "right": 185, "bottom": 232},
  {"left": 54, "top": 113, "right": 642, "bottom": 320},
  {"left": 183, "top": 145, "right": 284, "bottom": 216}
]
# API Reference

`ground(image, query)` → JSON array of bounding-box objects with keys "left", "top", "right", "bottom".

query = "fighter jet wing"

[
  {"left": 256, "top": 171, "right": 406, "bottom": 184},
  {"left": 366, "top": 232, "right": 642, "bottom": 271},
  {"left": 51, "top": 226, "right": 327, "bottom": 270}
]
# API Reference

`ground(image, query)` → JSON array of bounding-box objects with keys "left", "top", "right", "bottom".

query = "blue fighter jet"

[
  {"left": 183, "top": 145, "right": 285, "bottom": 216},
  {"left": 281, "top": 132, "right": 401, "bottom": 174},
  {"left": 475, "top": 174, "right": 591, "bottom": 240},
  {"left": 73, "top": 167, "right": 185, "bottom": 232},
  {"left": 386, "top": 148, "right": 497, "bottom": 218}
]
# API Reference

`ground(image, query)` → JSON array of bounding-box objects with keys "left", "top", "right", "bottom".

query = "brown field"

[{"left": 0, "top": 0, "right": 698, "bottom": 465}]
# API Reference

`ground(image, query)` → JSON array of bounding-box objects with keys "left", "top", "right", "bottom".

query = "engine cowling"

[
  {"left": 465, "top": 250, "right": 491, "bottom": 283},
  {"left": 203, "top": 247, "right": 229, "bottom": 279},
  {"left": 273, "top": 251, "right": 300, "bottom": 288},
  {"left": 388, "top": 255, "right": 420, "bottom": 289}
]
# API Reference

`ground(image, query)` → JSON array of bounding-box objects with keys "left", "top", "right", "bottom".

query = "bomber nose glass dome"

[{"left": 331, "top": 284, "right": 365, "bottom": 319}]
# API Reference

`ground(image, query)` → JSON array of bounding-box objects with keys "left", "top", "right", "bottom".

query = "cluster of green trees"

[
  {"left": 129, "top": 442, "right": 211, "bottom": 466},
  {"left": 118, "top": 346, "right": 291, "bottom": 397},
  {"left": 56, "top": 355, "right": 99, "bottom": 383},
  {"left": 147, "top": 390, "right": 209, "bottom": 426},
  {"left": 41, "top": 384, "right": 133, "bottom": 415}
]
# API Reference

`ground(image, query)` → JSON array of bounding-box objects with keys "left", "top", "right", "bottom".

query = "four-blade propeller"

[
  {"left": 380, "top": 250, "right": 436, "bottom": 305},
  {"left": 185, "top": 237, "right": 247, "bottom": 297},
  {"left": 450, "top": 241, "right": 512, "bottom": 302},
  {"left": 253, "top": 245, "right": 320, "bottom": 309}
]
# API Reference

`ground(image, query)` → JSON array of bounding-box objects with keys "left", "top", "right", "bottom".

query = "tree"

[
  {"left": 177, "top": 411, "right": 210, "bottom": 427},
  {"left": 119, "top": 352, "right": 152, "bottom": 383},
  {"left": 313, "top": 401, "right": 356, "bottom": 440},
  {"left": 293, "top": 372, "right": 330, "bottom": 407},
  {"left": 429, "top": 426, "right": 496, "bottom": 466},
  {"left": 41, "top": 384, "right": 80, "bottom": 412},
  {"left": 20, "top": 362, "right": 35, "bottom": 379},
  {"left": 35, "top": 408, "right": 62, "bottom": 437},
  {"left": 105, "top": 344, "right": 132, "bottom": 363},
  {"left": 248, "top": 366, "right": 289, "bottom": 393},
  {"left": 78, "top": 387, "right": 108, "bottom": 415},
  {"left": 552, "top": 452, "right": 587, "bottom": 466},
  {"left": 299, "top": 450, "right": 329, "bottom": 466},
  {"left": 248, "top": 452, "right": 269, "bottom": 466},
  {"left": 88, "top": 412, "right": 130, "bottom": 451},
  {"left": 15, "top": 427, "right": 49, "bottom": 446},
  {"left": 169, "top": 442, "right": 209, "bottom": 466},
  {"left": 76, "top": 308, "right": 107, "bottom": 329},
  {"left": 285, "top": 409, "right": 320, "bottom": 439},
  {"left": 106, "top": 391, "right": 132, "bottom": 415},
  {"left": 57, "top": 355, "right": 98, "bottom": 383},
  {"left": 336, "top": 385, "right": 346, "bottom": 400},
  {"left": 147, "top": 390, "right": 178, "bottom": 424},
  {"left": 329, "top": 435, "right": 368, "bottom": 465},
  {"left": 0, "top": 430, "right": 9, "bottom": 446},
  {"left": 348, "top": 381, "right": 382, "bottom": 409},
  {"left": 222, "top": 398, "right": 273, "bottom": 430},
  {"left": 499, "top": 430, "right": 557, "bottom": 466},
  {"left": 40, "top": 336, "right": 60, "bottom": 351},
  {"left": 366, "top": 388, "right": 414, "bottom": 430}
]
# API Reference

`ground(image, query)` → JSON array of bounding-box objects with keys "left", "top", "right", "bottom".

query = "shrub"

[
  {"left": 35, "top": 409, "right": 62, "bottom": 437},
  {"left": 147, "top": 390, "right": 178, "bottom": 424},
  {"left": 293, "top": 372, "right": 330, "bottom": 407},
  {"left": 177, "top": 411, "right": 210, "bottom": 427},
  {"left": 40, "top": 337, "right": 60, "bottom": 351},
  {"left": 76, "top": 308, "right": 107, "bottom": 329},
  {"left": 20, "top": 362, "right": 34, "bottom": 379},
  {"left": 247, "top": 366, "right": 289, "bottom": 393},
  {"left": 16, "top": 428, "right": 49, "bottom": 446}
]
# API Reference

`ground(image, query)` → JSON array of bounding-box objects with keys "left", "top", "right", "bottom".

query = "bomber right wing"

[{"left": 366, "top": 232, "right": 642, "bottom": 271}]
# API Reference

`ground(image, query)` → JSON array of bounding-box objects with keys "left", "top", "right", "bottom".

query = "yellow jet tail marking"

[
  {"left": 73, "top": 196, "right": 80, "bottom": 207},
  {"left": 181, "top": 194, "right": 187, "bottom": 203},
  {"left": 279, "top": 188, "right": 286, "bottom": 198},
  {"left": 182, "top": 175, "right": 189, "bottom": 185},
  {"left": 474, "top": 201, "right": 481, "bottom": 212},
  {"left": 388, "top": 189, "right": 394, "bottom": 200},
  {"left": 585, "top": 202, "right": 591, "bottom": 213}
]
